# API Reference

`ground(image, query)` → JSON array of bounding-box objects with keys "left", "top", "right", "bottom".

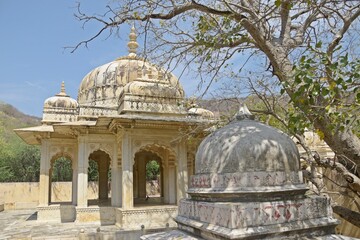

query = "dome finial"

[
  {"left": 235, "top": 103, "right": 255, "bottom": 120},
  {"left": 56, "top": 81, "right": 68, "bottom": 97},
  {"left": 128, "top": 25, "right": 139, "bottom": 58}
]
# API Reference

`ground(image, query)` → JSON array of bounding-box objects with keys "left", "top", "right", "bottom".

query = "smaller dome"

[
  {"left": 188, "top": 107, "right": 214, "bottom": 119},
  {"left": 44, "top": 82, "right": 78, "bottom": 109},
  {"left": 43, "top": 82, "right": 78, "bottom": 123}
]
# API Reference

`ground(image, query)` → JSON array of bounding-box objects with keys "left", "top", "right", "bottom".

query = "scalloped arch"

[
  {"left": 132, "top": 142, "right": 176, "bottom": 164},
  {"left": 88, "top": 148, "right": 112, "bottom": 165},
  {"left": 50, "top": 152, "right": 73, "bottom": 163}
]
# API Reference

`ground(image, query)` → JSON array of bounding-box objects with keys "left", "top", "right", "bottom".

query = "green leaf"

[
  {"left": 275, "top": 0, "right": 282, "bottom": 7},
  {"left": 321, "top": 88, "right": 329, "bottom": 96}
]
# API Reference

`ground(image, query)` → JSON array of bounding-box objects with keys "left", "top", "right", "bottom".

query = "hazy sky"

[{"left": 0, "top": 0, "right": 204, "bottom": 117}]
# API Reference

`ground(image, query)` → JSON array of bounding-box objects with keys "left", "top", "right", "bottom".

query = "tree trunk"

[{"left": 333, "top": 205, "right": 360, "bottom": 228}]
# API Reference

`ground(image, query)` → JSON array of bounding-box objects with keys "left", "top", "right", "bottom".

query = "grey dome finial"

[{"left": 235, "top": 104, "right": 255, "bottom": 120}]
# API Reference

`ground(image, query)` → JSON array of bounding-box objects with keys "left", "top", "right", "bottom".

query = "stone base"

[
  {"left": 37, "top": 205, "right": 115, "bottom": 224},
  {"left": 176, "top": 195, "right": 340, "bottom": 239},
  {"left": 37, "top": 205, "right": 76, "bottom": 222},
  {"left": 76, "top": 206, "right": 115, "bottom": 225},
  {"left": 37, "top": 205, "right": 177, "bottom": 229},
  {"left": 116, "top": 206, "right": 178, "bottom": 230},
  {"left": 176, "top": 216, "right": 338, "bottom": 240}
]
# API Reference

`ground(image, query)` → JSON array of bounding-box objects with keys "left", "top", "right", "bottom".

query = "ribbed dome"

[
  {"left": 78, "top": 57, "right": 184, "bottom": 105},
  {"left": 195, "top": 105, "right": 300, "bottom": 174},
  {"left": 44, "top": 82, "right": 78, "bottom": 109},
  {"left": 44, "top": 95, "right": 78, "bottom": 109},
  {"left": 77, "top": 28, "right": 184, "bottom": 115},
  {"left": 43, "top": 82, "right": 78, "bottom": 123}
]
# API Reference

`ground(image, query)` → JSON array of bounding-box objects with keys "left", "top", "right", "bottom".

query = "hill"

[{"left": 0, "top": 101, "right": 41, "bottom": 144}]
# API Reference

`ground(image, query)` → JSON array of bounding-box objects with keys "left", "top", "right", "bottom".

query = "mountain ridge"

[{"left": 0, "top": 101, "right": 41, "bottom": 145}]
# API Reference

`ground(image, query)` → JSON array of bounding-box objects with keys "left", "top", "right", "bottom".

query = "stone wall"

[
  {"left": 0, "top": 182, "right": 99, "bottom": 210},
  {"left": 0, "top": 180, "right": 160, "bottom": 210},
  {"left": 1, "top": 182, "right": 39, "bottom": 209}
]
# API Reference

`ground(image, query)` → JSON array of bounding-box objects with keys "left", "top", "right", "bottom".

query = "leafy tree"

[
  {"left": 88, "top": 159, "right": 99, "bottom": 181},
  {"left": 0, "top": 144, "right": 40, "bottom": 182},
  {"left": 51, "top": 157, "right": 72, "bottom": 182},
  {"left": 146, "top": 160, "right": 160, "bottom": 181},
  {"left": 72, "top": 0, "right": 360, "bottom": 227},
  {"left": 71, "top": 0, "right": 360, "bottom": 166}
]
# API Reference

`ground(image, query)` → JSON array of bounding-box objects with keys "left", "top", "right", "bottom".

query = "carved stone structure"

[
  {"left": 142, "top": 105, "right": 346, "bottom": 240},
  {"left": 15, "top": 27, "right": 213, "bottom": 228}
]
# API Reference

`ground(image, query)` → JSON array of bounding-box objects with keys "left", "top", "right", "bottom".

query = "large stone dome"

[
  {"left": 195, "top": 106, "right": 300, "bottom": 174},
  {"left": 77, "top": 57, "right": 184, "bottom": 106},
  {"left": 77, "top": 27, "right": 185, "bottom": 117}
]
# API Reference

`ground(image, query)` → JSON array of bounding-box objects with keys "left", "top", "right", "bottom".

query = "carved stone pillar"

[
  {"left": 72, "top": 157, "right": 78, "bottom": 205},
  {"left": 133, "top": 161, "right": 138, "bottom": 198},
  {"left": 176, "top": 140, "right": 188, "bottom": 204},
  {"left": 121, "top": 130, "right": 133, "bottom": 209},
  {"left": 39, "top": 140, "right": 50, "bottom": 206},
  {"left": 168, "top": 160, "right": 176, "bottom": 204},
  {"left": 111, "top": 140, "right": 121, "bottom": 207},
  {"left": 163, "top": 151, "right": 170, "bottom": 204},
  {"left": 77, "top": 136, "right": 88, "bottom": 207}
]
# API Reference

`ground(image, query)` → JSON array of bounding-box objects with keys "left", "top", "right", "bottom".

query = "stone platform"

[
  {"left": 116, "top": 205, "right": 178, "bottom": 230},
  {"left": 0, "top": 209, "right": 174, "bottom": 240},
  {"left": 37, "top": 204, "right": 177, "bottom": 230}
]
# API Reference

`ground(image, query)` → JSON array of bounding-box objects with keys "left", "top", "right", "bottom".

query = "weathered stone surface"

[
  {"left": 116, "top": 206, "right": 178, "bottom": 230},
  {"left": 196, "top": 119, "right": 300, "bottom": 175},
  {"left": 76, "top": 207, "right": 115, "bottom": 224}
]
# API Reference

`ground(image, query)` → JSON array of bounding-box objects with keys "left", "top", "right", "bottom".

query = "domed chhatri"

[
  {"left": 15, "top": 26, "right": 215, "bottom": 229},
  {"left": 174, "top": 104, "right": 339, "bottom": 239},
  {"left": 42, "top": 82, "right": 78, "bottom": 123},
  {"left": 77, "top": 27, "right": 186, "bottom": 118}
]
